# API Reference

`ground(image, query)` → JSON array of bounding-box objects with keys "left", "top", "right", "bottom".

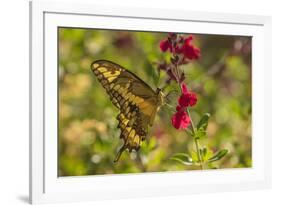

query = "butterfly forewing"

[{"left": 91, "top": 60, "right": 159, "bottom": 162}]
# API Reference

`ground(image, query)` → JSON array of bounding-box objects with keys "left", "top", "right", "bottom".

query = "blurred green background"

[{"left": 58, "top": 27, "right": 252, "bottom": 176}]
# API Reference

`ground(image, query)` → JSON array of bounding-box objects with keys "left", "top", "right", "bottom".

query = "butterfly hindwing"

[{"left": 91, "top": 60, "right": 160, "bottom": 162}]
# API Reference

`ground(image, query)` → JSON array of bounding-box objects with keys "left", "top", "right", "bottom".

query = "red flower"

[
  {"left": 171, "top": 109, "right": 191, "bottom": 129},
  {"left": 178, "top": 83, "right": 198, "bottom": 107},
  {"left": 171, "top": 83, "right": 197, "bottom": 129},
  {"left": 178, "top": 92, "right": 197, "bottom": 107},
  {"left": 176, "top": 36, "right": 200, "bottom": 60},
  {"left": 182, "top": 37, "right": 200, "bottom": 60},
  {"left": 159, "top": 39, "right": 172, "bottom": 52}
]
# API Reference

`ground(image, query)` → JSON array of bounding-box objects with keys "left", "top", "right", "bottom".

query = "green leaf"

[
  {"left": 201, "top": 147, "right": 213, "bottom": 161},
  {"left": 171, "top": 157, "right": 193, "bottom": 166},
  {"left": 200, "top": 147, "right": 207, "bottom": 159},
  {"left": 191, "top": 151, "right": 199, "bottom": 162},
  {"left": 194, "top": 129, "right": 206, "bottom": 139},
  {"left": 171, "top": 153, "right": 193, "bottom": 165},
  {"left": 197, "top": 113, "right": 211, "bottom": 131},
  {"left": 194, "top": 113, "right": 210, "bottom": 140},
  {"left": 173, "top": 153, "right": 192, "bottom": 159},
  {"left": 207, "top": 149, "right": 228, "bottom": 163}
]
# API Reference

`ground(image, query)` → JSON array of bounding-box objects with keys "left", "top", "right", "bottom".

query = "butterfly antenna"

[
  {"left": 160, "top": 84, "right": 169, "bottom": 92},
  {"left": 164, "top": 89, "right": 179, "bottom": 104},
  {"left": 114, "top": 145, "right": 126, "bottom": 163}
]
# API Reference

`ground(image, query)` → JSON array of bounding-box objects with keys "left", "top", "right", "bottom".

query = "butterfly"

[{"left": 91, "top": 60, "right": 164, "bottom": 162}]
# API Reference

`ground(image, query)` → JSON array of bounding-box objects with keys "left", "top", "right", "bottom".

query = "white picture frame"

[{"left": 29, "top": 1, "right": 272, "bottom": 204}]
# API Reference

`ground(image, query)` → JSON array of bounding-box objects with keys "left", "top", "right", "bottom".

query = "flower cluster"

[
  {"left": 160, "top": 35, "right": 200, "bottom": 60},
  {"left": 157, "top": 34, "right": 228, "bottom": 168},
  {"left": 157, "top": 33, "right": 200, "bottom": 130},
  {"left": 158, "top": 34, "right": 200, "bottom": 84},
  {"left": 171, "top": 83, "right": 197, "bottom": 129}
]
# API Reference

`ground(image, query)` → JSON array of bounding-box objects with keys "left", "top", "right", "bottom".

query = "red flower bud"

[{"left": 181, "top": 83, "right": 188, "bottom": 94}]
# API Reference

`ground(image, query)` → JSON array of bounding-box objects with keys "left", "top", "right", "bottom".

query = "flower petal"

[
  {"left": 181, "top": 83, "right": 188, "bottom": 94},
  {"left": 171, "top": 110, "right": 191, "bottom": 129}
]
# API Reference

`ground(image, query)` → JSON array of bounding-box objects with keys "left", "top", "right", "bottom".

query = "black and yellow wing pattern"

[{"left": 91, "top": 60, "right": 163, "bottom": 162}]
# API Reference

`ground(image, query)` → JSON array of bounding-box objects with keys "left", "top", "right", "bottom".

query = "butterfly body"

[{"left": 91, "top": 60, "right": 164, "bottom": 162}]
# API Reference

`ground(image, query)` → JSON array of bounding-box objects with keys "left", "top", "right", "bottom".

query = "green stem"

[
  {"left": 186, "top": 108, "right": 204, "bottom": 170},
  {"left": 194, "top": 137, "right": 203, "bottom": 170},
  {"left": 186, "top": 108, "right": 195, "bottom": 133},
  {"left": 175, "top": 68, "right": 203, "bottom": 170}
]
